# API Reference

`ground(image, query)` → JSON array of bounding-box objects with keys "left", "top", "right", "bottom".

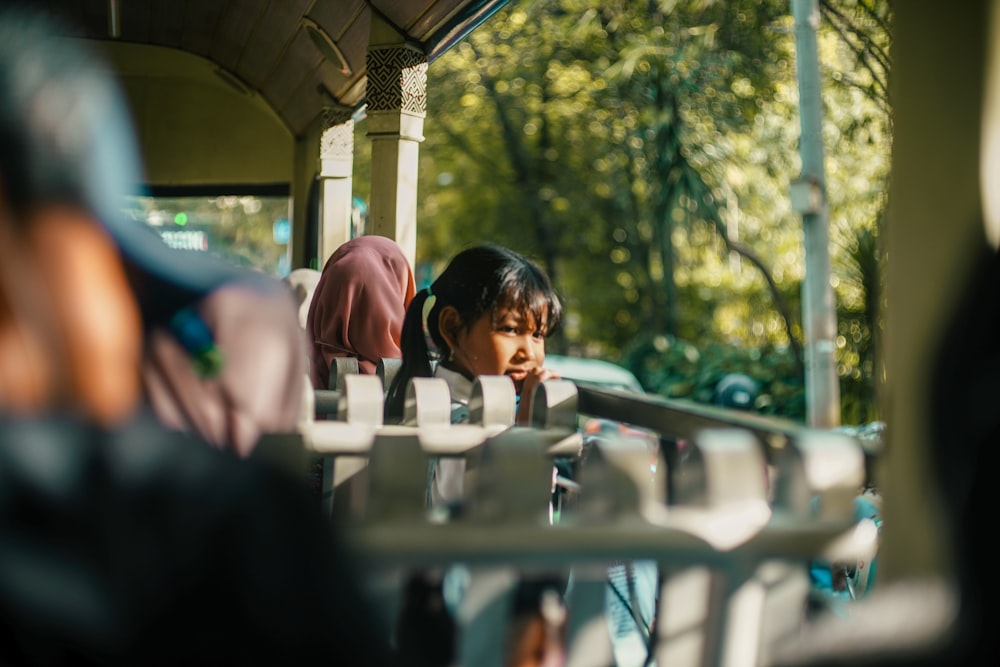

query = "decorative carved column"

[
  {"left": 319, "top": 106, "right": 355, "bottom": 264},
  {"left": 366, "top": 15, "right": 427, "bottom": 268}
]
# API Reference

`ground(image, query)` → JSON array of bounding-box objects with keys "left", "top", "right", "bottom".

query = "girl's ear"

[{"left": 437, "top": 305, "right": 463, "bottom": 353}]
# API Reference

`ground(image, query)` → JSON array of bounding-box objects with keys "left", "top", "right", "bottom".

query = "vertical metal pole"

[{"left": 792, "top": 0, "right": 841, "bottom": 428}]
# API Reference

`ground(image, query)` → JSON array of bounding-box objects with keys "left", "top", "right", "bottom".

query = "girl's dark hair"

[{"left": 384, "top": 245, "right": 561, "bottom": 420}]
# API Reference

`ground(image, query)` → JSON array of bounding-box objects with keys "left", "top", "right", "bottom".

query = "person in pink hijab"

[{"left": 306, "top": 235, "right": 416, "bottom": 388}]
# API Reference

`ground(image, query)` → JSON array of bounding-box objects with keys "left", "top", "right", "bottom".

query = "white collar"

[{"left": 434, "top": 364, "right": 473, "bottom": 405}]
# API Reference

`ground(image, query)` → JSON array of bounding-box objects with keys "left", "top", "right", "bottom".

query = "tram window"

[{"left": 122, "top": 194, "right": 293, "bottom": 277}]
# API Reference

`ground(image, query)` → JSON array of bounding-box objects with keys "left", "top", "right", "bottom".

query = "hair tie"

[{"left": 421, "top": 288, "right": 440, "bottom": 358}]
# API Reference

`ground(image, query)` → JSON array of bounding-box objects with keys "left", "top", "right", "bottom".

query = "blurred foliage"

[
  {"left": 622, "top": 333, "right": 806, "bottom": 419},
  {"left": 356, "top": 0, "right": 890, "bottom": 424}
]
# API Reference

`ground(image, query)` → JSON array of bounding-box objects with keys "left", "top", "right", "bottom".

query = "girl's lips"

[{"left": 506, "top": 370, "right": 529, "bottom": 382}]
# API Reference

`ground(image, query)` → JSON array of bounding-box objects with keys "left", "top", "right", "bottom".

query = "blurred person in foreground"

[
  {"left": 0, "top": 6, "right": 388, "bottom": 664},
  {"left": 0, "top": 4, "right": 306, "bottom": 456}
]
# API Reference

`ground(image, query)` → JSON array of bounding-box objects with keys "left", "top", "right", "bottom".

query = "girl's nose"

[
  {"left": 515, "top": 335, "right": 536, "bottom": 359},
  {"left": 523, "top": 335, "right": 542, "bottom": 360}
]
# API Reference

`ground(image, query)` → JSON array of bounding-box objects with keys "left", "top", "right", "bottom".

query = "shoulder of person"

[{"left": 0, "top": 411, "right": 388, "bottom": 664}]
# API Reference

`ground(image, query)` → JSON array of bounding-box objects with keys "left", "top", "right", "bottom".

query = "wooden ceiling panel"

[
  {"left": 316, "top": 60, "right": 365, "bottom": 106},
  {"left": 308, "top": 0, "right": 366, "bottom": 40},
  {"left": 333, "top": 10, "right": 371, "bottom": 78},
  {"left": 317, "top": 69, "right": 358, "bottom": 112},
  {"left": 118, "top": 0, "right": 152, "bottom": 42},
  {"left": 281, "top": 85, "right": 327, "bottom": 135},
  {"left": 208, "top": 0, "right": 268, "bottom": 71},
  {"left": 371, "top": 0, "right": 435, "bottom": 34},
  {"left": 148, "top": 0, "right": 184, "bottom": 49},
  {"left": 180, "top": 0, "right": 228, "bottom": 56},
  {"left": 261, "top": 32, "right": 323, "bottom": 118},
  {"left": 41, "top": 0, "right": 83, "bottom": 23},
  {"left": 236, "top": 0, "right": 313, "bottom": 84},
  {"left": 44, "top": 3, "right": 89, "bottom": 38},
  {"left": 405, "top": 0, "right": 470, "bottom": 38},
  {"left": 81, "top": 0, "right": 107, "bottom": 36},
  {"left": 315, "top": 58, "right": 365, "bottom": 108},
  {"left": 37, "top": 0, "right": 512, "bottom": 137}
]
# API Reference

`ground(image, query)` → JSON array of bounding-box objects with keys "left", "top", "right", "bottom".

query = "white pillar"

[
  {"left": 365, "top": 15, "right": 426, "bottom": 269},
  {"left": 319, "top": 106, "right": 355, "bottom": 264}
]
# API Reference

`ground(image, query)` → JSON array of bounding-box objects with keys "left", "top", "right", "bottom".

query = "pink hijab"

[{"left": 306, "top": 236, "right": 415, "bottom": 388}]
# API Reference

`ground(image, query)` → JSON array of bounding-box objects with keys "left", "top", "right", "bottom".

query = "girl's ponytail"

[{"left": 385, "top": 287, "right": 436, "bottom": 421}]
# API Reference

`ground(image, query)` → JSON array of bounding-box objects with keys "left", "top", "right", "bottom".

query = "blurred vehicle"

[
  {"left": 543, "top": 354, "right": 644, "bottom": 393},
  {"left": 543, "top": 355, "right": 656, "bottom": 451},
  {"left": 541, "top": 356, "right": 661, "bottom": 518},
  {"left": 713, "top": 372, "right": 759, "bottom": 410}
]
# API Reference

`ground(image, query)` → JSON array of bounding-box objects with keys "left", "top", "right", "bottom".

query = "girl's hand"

[{"left": 515, "top": 367, "right": 561, "bottom": 426}]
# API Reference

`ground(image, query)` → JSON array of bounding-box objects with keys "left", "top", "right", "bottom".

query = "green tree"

[{"left": 416, "top": 0, "right": 891, "bottom": 422}]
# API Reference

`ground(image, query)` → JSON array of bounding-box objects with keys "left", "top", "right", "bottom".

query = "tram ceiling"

[{"left": 39, "top": 0, "right": 511, "bottom": 137}]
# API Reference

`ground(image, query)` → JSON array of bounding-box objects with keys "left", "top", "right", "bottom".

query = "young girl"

[
  {"left": 385, "top": 244, "right": 563, "bottom": 430},
  {"left": 386, "top": 245, "right": 566, "bottom": 667}
]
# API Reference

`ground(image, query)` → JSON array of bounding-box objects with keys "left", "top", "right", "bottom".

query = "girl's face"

[{"left": 447, "top": 307, "right": 547, "bottom": 391}]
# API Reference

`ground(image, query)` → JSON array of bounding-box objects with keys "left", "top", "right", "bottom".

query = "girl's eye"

[
  {"left": 498, "top": 325, "right": 518, "bottom": 334},
  {"left": 532, "top": 331, "right": 546, "bottom": 340}
]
